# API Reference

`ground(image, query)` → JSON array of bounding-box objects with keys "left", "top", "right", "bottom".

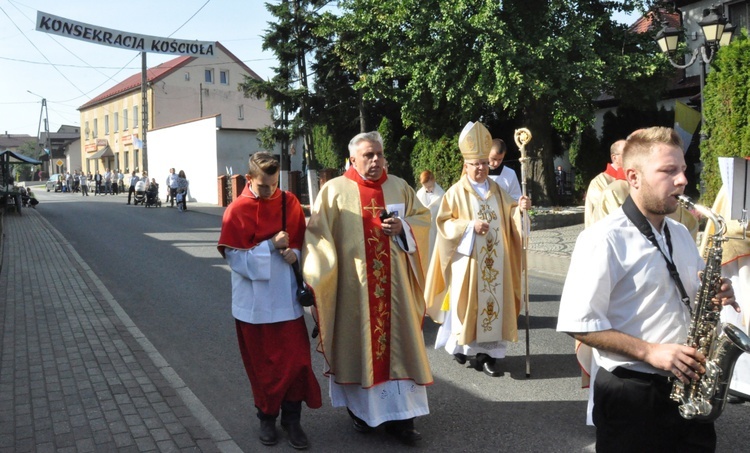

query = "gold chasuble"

[
  {"left": 424, "top": 176, "right": 523, "bottom": 345},
  {"left": 303, "top": 167, "right": 433, "bottom": 388}
]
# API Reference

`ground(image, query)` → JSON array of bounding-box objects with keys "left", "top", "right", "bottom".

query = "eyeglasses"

[{"left": 465, "top": 161, "right": 490, "bottom": 168}]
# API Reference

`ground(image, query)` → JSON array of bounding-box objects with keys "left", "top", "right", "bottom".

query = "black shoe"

[
  {"left": 482, "top": 358, "right": 503, "bottom": 377},
  {"left": 727, "top": 395, "right": 744, "bottom": 405},
  {"left": 470, "top": 353, "right": 488, "bottom": 371},
  {"left": 453, "top": 353, "right": 467, "bottom": 364},
  {"left": 259, "top": 419, "right": 278, "bottom": 446},
  {"left": 282, "top": 422, "right": 309, "bottom": 450},
  {"left": 385, "top": 419, "right": 422, "bottom": 445},
  {"left": 347, "top": 409, "right": 373, "bottom": 433}
]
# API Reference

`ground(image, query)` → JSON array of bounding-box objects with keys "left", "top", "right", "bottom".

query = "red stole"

[
  {"left": 217, "top": 185, "right": 305, "bottom": 256},
  {"left": 344, "top": 167, "right": 392, "bottom": 385},
  {"left": 604, "top": 163, "right": 626, "bottom": 181}
]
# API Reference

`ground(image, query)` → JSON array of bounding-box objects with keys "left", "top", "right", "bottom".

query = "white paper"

[{"left": 718, "top": 157, "right": 750, "bottom": 220}]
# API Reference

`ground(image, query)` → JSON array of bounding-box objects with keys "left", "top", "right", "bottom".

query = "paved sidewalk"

[{"left": 0, "top": 210, "right": 237, "bottom": 453}]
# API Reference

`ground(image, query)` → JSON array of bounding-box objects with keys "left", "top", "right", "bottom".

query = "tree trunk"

[{"left": 522, "top": 102, "right": 557, "bottom": 206}]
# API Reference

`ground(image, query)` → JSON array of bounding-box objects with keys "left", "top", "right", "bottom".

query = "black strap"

[
  {"left": 622, "top": 196, "right": 692, "bottom": 313},
  {"left": 281, "top": 190, "right": 305, "bottom": 287},
  {"left": 281, "top": 190, "right": 286, "bottom": 231}
]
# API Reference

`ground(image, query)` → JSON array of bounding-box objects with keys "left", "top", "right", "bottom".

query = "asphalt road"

[{"left": 34, "top": 190, "right": 750, "bottom": 452}]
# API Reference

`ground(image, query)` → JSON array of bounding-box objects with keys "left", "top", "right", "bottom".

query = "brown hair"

[
  {"left": 490, "top": 138, "right": 507, "bottom": 155},
  {"left": 248, "top": 152, "right": 279, "bottom": 178},
  {"left": 622, "top": 127, "right": 683, "bottom": 171},
  {"left": 419, "top": 170, "right": 435, "bottom": 185}
]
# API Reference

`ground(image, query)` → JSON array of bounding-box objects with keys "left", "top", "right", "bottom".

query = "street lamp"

[
  {"left": 654, "top": 6, "right": 736, "bottom": 140},
  {"left": 655, "top": 6, "right": 734, "bottom": 67}
]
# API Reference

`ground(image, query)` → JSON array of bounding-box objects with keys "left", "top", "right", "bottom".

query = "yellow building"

[{"left": 78, "top": 42, "right": 270, "bottom": 176}]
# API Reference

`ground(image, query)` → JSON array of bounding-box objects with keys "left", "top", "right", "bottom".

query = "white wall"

[{"left": 148, "top": 116, "right": 220, "bottom": 204}]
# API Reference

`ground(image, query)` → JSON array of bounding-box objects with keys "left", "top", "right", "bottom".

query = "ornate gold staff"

[{"left": 514, "top": 127, "right": 532, "bottom": 378}]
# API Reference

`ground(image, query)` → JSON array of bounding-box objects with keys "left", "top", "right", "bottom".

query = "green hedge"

[{"left": 701, "top": 31, "right": 750, "bottom": 204}]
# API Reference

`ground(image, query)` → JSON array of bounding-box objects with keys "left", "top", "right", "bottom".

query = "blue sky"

[{"left": 0, "top": 0, "right": 640, "bottom": 138}]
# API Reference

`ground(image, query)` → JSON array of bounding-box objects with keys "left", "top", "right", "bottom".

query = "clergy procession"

[{"left": 218, "top": 124, "right": 749, "bottom": 452}]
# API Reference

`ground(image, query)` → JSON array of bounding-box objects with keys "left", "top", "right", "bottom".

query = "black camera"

[
  {"left": 292, "top": 261, "right": 315, "bottom": 307},
  {"left": 379, "top": 210, "right": 396, "bottom": 222},
  {"left": 296, "top": 283, "right": 315, "bottom": 307}
]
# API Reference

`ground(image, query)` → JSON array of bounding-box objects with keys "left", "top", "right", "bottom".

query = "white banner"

[{"left": 36, "top": 11, "right": 216, "bottom": 57}]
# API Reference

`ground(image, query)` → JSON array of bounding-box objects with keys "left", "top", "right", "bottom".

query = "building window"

[
  {"left": 238, "top": 105, "right": 244, "bottom": 120},
  {"left": 220, "top": 70, "right": 229, "bottom": 85},
  {"left": 85, "top": 121, "right": 90, "bottom": 139},
  {"left": 728, "top": 1, "right": 749, "bottom": 33},
  {"left": 104, "top": 114, "right": 110, "bottom": 134},
  {"left": 205, "top": 69, "right": 214, "bottom": 83},
  {"left": 135, "top": 150, "right": 140, "bottom": 172},
  {"left": 124, "top": 151, "right": 129, "bottom": 172},
  {"left": 114, "top": 152, "right": 120, "bottom": 171},
  {"left": 133, "top": 106, "right": 139, "bottom": 128},
  {"left": 123, "top": 109, "right": 128, "bottom": 130},
  {"left": 93, "top": 118, "right": 98, "bottom": 138},
  {"left": 114, "top": 112, "right": 119, "bottom": 132}
]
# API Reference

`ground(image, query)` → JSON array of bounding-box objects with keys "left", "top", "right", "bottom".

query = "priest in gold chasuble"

[
  {"left": 303, "top": 131, "right": 432, "bottom": 442},
  {"left": 424, "top": 121, "right": 527, "bottom": 378}
]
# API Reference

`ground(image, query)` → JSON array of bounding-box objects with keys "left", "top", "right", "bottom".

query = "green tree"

[
  {"left": 701, "top": 31, "right": 750, "bottom": 203},
  {"left": 329, "top": 0, "right": 664, "bottom": 204},
  {"left": 411, "top": 134, "right": 463, "bottom": 190},
  {"left": 239, "top": 1, "right": 329, "bottom": 169},
  {"left": 311, "top": 124, "right": 340, "bottom": 169}
]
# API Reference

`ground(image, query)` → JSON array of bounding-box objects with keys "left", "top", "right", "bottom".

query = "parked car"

[{"left": 46, "top": 174, "right": 63, "bottom": 192}]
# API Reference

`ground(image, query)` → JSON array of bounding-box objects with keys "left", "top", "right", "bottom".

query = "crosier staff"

[{"left": 514, "top": 127, "right": 532, "bottom": 378}]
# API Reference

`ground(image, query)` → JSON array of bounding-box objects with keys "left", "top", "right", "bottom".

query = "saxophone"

[{"left": 669, "top": 195, "right": 750, "bottom": 421}]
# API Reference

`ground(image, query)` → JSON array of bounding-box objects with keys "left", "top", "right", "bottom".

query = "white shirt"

[
  {"left": 166, "top": 173, "right": 179, "bottom": 189},
  {"left": 556, "top": 207, "right": 704, "bottom": 375},
  {"left": 224, "top": 244, "right": 303, "bottom": 324},
  {"left": 488, "top": 166, "right": 522, "bottom": 201}
]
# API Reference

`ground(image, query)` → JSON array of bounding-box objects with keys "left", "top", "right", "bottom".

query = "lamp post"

[{"left": 654, "top": 6, "right": 736, "bottom": 141}]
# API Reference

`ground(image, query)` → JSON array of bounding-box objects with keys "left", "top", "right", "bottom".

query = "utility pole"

[
  {"left": 33, "top": 96, "right": 51, "bottom": 175},
  {"left": 141, "top": 52, "right": 149, "bottom": 172}
]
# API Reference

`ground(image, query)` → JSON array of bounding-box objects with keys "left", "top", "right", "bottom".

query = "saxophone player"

[{"left": 557, "top": 127, "right": 738, "bottom": 452}]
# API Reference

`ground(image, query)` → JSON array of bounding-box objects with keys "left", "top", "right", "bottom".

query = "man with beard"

[{"left": 557, "top": 127, "right": 738, "bottom": 451}]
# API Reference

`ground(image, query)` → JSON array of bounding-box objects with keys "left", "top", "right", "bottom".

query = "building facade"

[{"left": 77, "top": 42, "right": 271, "bottom": 176}]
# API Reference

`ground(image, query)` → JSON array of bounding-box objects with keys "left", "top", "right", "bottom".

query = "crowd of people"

[
  {"left": 216, "top": 124, "right": 749, "bottom": 452},
  {"left": 46, "top": 167, "right": 190, "bottom": 211}
]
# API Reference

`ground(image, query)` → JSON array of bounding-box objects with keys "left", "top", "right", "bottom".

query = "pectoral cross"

[{"left": 363, "top": 198, "right": 384, "bottom": 219}]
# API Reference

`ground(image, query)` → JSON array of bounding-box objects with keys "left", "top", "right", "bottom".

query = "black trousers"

[{"left": 593, "top": 367, "right": 716, "bottom": 453}]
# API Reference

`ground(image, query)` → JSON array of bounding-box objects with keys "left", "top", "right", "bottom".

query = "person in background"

[
  {"left": 104, "top": 168, "right": 112, "bottom": 195},
  {"left": 165, "top": 168, "right": 179, "bottom": 207},
  {"left": 424, "top": 121, "right": 529, "bottom": 378},
  {"left": 117, "top": 169, "right": 125, "bottom": 193},
  {"left": 416, "top": 170, "right": 445, "bottom": 261},
  {"left": 218, "top": 152, "right": 321, "bottom": 449},
  {"left": 303, "top": 131, "right": 432, "bottom": 444},
  {"left": 79, "top": 172, "right": 89, "bottom": 196},
  {"left": 94, "top": 171, "right": 103, "bottom": 196},
  {"left": 127, "top": 171, "right": 139, "bottom": 205},
  {"left": 176, "top": 170, "right": 189, "bottom": 212},
  {"left": 584, "top": 140, "right": 626, "bottom": 227},
  {"left": 700, "top": 182, "right": 750, "bottom": 404},
  {"left": 487, "top": 138, "right": 522, "bottom": 201}
]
